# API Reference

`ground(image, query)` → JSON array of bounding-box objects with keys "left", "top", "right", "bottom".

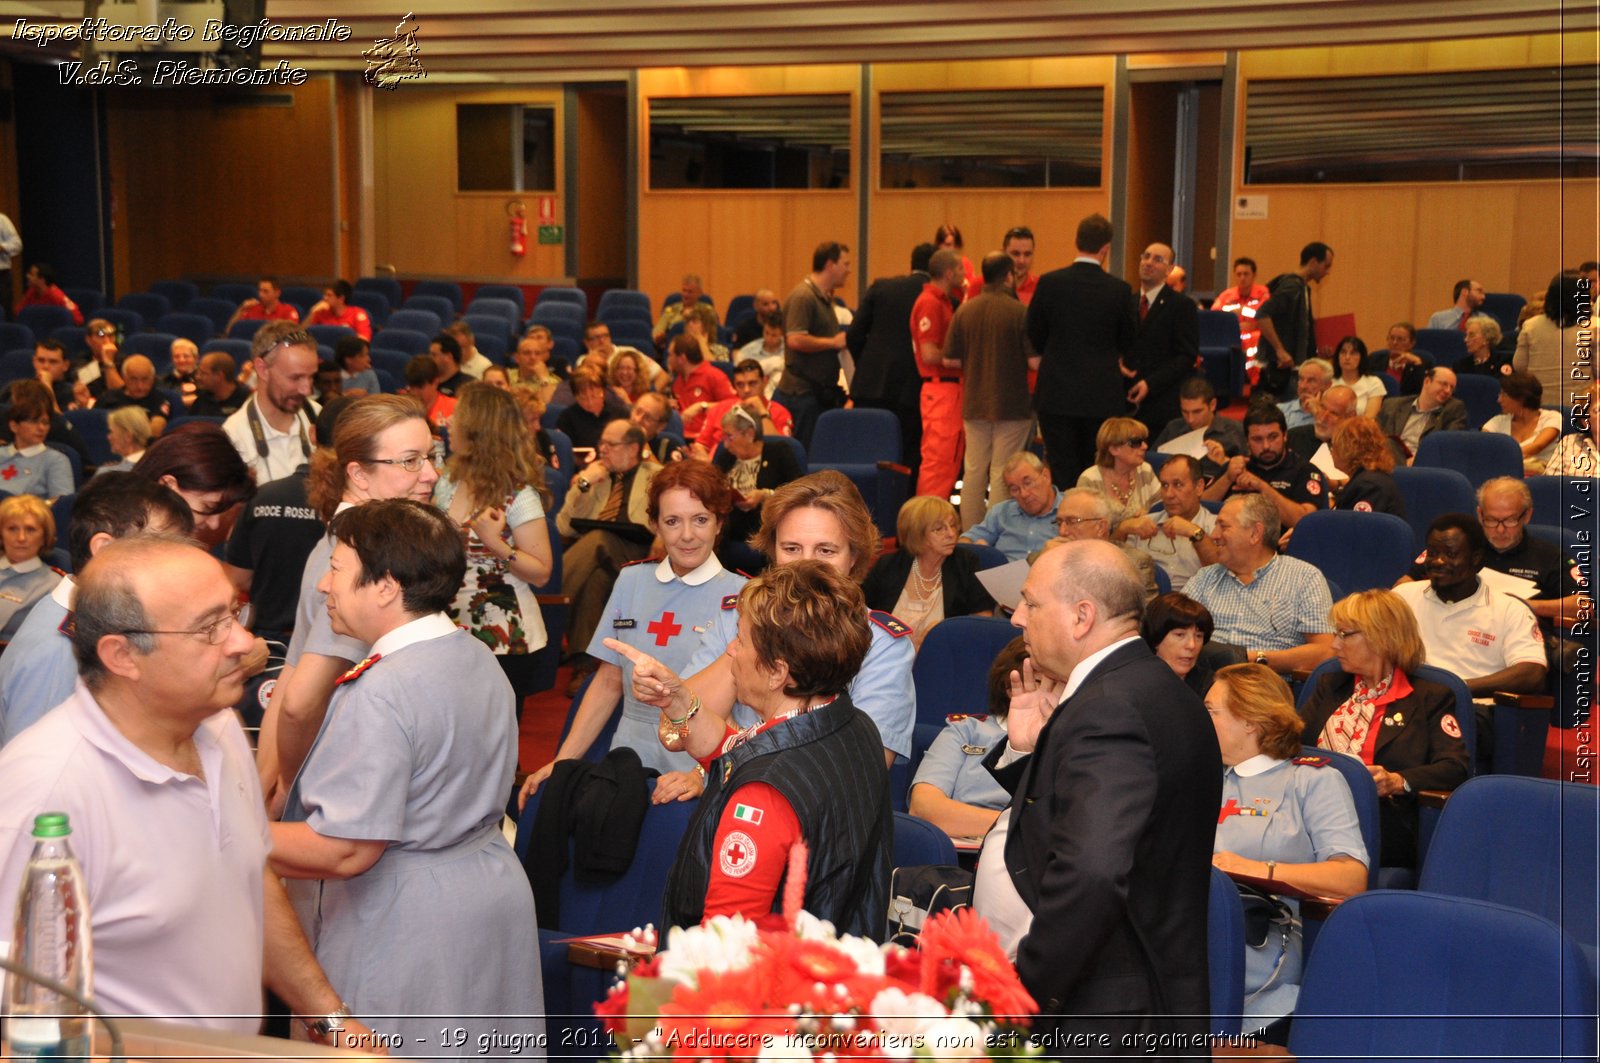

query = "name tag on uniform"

[{"left": 612, "top": 618, "right": 636, "bottom": 630}]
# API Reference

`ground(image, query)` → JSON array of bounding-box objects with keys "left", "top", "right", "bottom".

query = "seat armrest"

[
  {"left": 1493, "top": 690, "right": 1554, "bottom": 710},
  {"left": 876, "top": 460, "right": 912, "bottom": 477},
  {"left": 1418, "top": 789, "right": 1451, "bottom": 809}
]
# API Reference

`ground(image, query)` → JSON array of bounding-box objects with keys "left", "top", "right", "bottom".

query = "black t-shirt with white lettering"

[{"left": 225, "top": 464, "right": 325, "bottom": 639}]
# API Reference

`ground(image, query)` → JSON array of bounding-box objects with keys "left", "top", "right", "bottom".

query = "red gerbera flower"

[
  {"left": 917, "top": 908, "right": 1038, "bottom": 1022},
  {"left": 656, "top": 968, "right": 790, "bottom": 1060},
  {"left": 594, "top": 981, "right": 630, "bottom": 1035}
]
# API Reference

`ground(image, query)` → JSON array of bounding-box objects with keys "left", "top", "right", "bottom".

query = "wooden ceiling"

[{"left": 0, "top": 1, "right": 1576, "bottom": 81}]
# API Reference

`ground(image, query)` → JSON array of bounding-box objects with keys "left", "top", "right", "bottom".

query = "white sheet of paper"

[
  {"left": 1477, "top": 566, "right": 1540, "bottom": 601},
  {"left": 976, "top": 559, "right": 1031, "bottom": 611},
  {"left": 1162, "top": 426, "right": 1209, "bottom": 459},
  {"left": 1310, "top": 443, "right": 1341, "bottom": 481}
]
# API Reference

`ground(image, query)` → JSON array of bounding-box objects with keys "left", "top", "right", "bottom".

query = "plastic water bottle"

[{"left": 4, "top": 813, "right": 92, "bottom": 1061}]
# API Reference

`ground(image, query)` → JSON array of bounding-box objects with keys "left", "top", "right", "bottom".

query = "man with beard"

[
  {"left": 1204, "top": 404, "right": 1329, "bottom": 530},
  {"left": 223, "top": 321, "right": 319, "bottom": 486}
]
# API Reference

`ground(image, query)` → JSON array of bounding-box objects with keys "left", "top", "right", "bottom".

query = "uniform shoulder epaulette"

[
  {"left": 620, "top": 556, "right": 662, "bottom": 569},
  {"left": 721, "top": 594, "right": 739, "bottom": 610},
  {"left": 945, "top": 713, "right": 989, "bottom": 723},
  {"left": 48, "top": 566, "right": 66, "bottom": 577},
  {"left": 1292, "top": 754, "right": 1331, "bottom": 768},
  {"left": 57, "top": 611, "right": 76, "bottom": 638},
  {"left": 868, "top": 610, "right": 912, "bottom": 638},
  {"left": 336, "top": 653, "right": 383, "bottom": 686}
]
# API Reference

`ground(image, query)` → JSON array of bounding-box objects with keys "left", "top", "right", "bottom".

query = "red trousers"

[{"left": 917, "top": 380, "right": 963, "bottom": 500}]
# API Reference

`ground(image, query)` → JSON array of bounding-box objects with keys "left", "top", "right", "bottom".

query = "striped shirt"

[{"left": 1185, "top": 553, "right": 1334, "bottom": 651}]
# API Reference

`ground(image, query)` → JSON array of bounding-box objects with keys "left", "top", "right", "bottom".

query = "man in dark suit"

[
  {"left": 1127, "top": 242, "right": 1201, "bottom": 436},
  {"left": 1028, "top": 214, "right": 1136, "bottom": 488},
  {"left": 1374, "top": 365, "right": 1468, "bottom": 465},
  {"left": 980, "top": 540, "right": 1219, "bottom": 1051},
  {"left": 847, "top": 243, "right": 935, "bottom": 484}
]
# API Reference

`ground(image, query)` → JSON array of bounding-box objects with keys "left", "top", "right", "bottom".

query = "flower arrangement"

[{"left": 594, "top": 845, "right": 1045, "bottom": 1061}]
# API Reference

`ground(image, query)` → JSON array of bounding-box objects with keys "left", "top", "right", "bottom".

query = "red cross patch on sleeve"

[
  {"left": 719, "top": 830, "right": 758, "bottom": 878},
  {"left": 1441, "top": 714, "right": 1462, "bottom": 739}
]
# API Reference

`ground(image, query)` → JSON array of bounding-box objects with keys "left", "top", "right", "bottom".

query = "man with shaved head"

[
  {"left": 976, "top": 539, "right": 1218, "bottom": 1047},
  {"left": 732, "top": 287, "right": 781, "bottom": 348}
]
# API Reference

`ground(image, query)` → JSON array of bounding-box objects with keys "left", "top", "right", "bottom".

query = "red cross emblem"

[
  {"left": 1218, "top": 799, "right": 1242, "bottom": 824},
  {"left": 0, "top": 466, "right": 16, "bottom": 481},
  {"left": 647, "top": 610, "right": 682, "bottom": 646},
  {"left": 718, "top": 830, "right": 756, "bottom": 878}
]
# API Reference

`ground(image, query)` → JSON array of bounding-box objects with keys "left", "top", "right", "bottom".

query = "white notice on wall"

[{"left": 1234, "top": 195, "right": 1268, "bottom": 220}]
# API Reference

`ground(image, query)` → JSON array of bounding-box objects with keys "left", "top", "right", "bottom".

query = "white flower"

[
  {"left": 917, "top": 1017, "right": 985, "bottom": 1059},
  {"left": 657, "top": 914, "right": 759, "bottom": 987},
  {"left": 868, "top": 989, "right": 949, "bottom": 1061}
]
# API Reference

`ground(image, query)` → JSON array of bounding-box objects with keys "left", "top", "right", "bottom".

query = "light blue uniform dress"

[
  {"left": 1215, "top": 753, "right": 1367, "bottom": 1025},
  {"left": 283, "top": 615, "right": 541, "bottom": 1055},
  {"left": 285, "top": 506, "right": 367, "bottom": 669},
  {"left": 589, "top": 555, "right": 745, "bottom": 774},
  {"left": 0, "top": 577, "right": 74, "bottom": 747},
  {"left": 0, "top": 556, "right": 60, "bottom": 643},
  {"left": 910, "top": 714, "right": 1008, "bottom": 809},
  {"left": 715, "top": 609, "right": 916, "bottom": 761}
]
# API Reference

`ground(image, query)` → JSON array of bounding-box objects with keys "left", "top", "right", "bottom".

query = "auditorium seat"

[
  {"left": 18, "top": 305, "right": 74, "bottom": 337},
  {"left": 595, "top": 289, "right": 651, "bottom": 319},
  {"left": 1414, "top": 430, "right": 1523, "bottom": 489},
  {"left": 371, "top": 328, "right": 431, "bottom": 359},
  {"left": 477, "top": 283, "right": 528, "bottom": 319},
  {"left": 50, "top": 327, "right": 87, "bottom": 362},
  {"left": 468, "top": 296, "right": 521, "bottom": 325},
  {"left": 201, "top": 338, "right": 253, "bottom": 364},
  {"left": 0, "top": 349, "right": 35, "bottom": 386},
  {"left": 1207, "top": 866, "right": 1245, "bottom": 1038},
  {"left": 1449, "top": 373, "right": 1503, "bottom": 430},
  {"left": 1479, "top": 293, "right": 1527, "bottom": 337},
  {"left": 533, "top": 287, "right": 584, "bottom": 317},
  {"left": 278, "top": 286, "right": 323, "bottom": 318},
  {"left": 1198, "top": 309, "right": 1246, "bottom": 401},
  {"left": 354, "top": 276, "right": 403, "bottom": 308},
  {"left": 464, "top": 312, "right": 515, "bottom": 348},
  {"left": 1413, "top": 327, "right": 1468, "bottom": 366},
  {"left": 184, "top": 298, "right": 236, "bottom": 337},
  {"left": 1527, "top": 475, "right": 1596, "bottom": 539},
  {"left": 148, "top": 280, "right": 199, "bottom": 310},
  {"left": 155, "top": 312, "right": 215, "bottom": 346},
  {"left": 808, "top": 408, "right": 911, "bottom": 538},
  {"left": 208, "top": 282, "right": 256, "bottom": 306},
  {"left": 1287, "top": 891, "right": 1595, "bottom": 1061},
  {"left": 370, "top": 349, "right": 412, "bottom": 381},
  {"left": 97, "top": 308, "right": 144, "bottom": 337},
  {"left": 63, "top": 288, "right": 103, "bottom": 315},
  {"left": 347, "top": 289, "right": 390, "bottom": 328},
  {"left": 1390, "top": 466, "right": 1475, "bottom": 552},
  {"left": 1285, "top": 510, "right": 1414, "bottom": 593},
  {"left": 125, "top": 332, "right": 178, "bottom": 375},
  {"left": 0, "top": 323, "right": 33, "bottom": 354},
  {"left": 227, "top": 319, "right": 267, "bottom": 342},
  {"left": 401, "top": 293, "right": 456, "bottom": 323},
  {"left": 384, "top": 308, "right": 442, "bottom": 336},
  {"left": 411, "top": 280, "right": 463, "bottom": 314},
  {"left": 65, "top": 409, "right": 114, "bottom": 465},
  {"left": 306, "top": 325, "right": 356, "bottom": 349},
  {"left": 891, "top": 811, "right": 957, "bottom": 869},
  {"left": 911, "top": 615, "right": 1018, "bottom": 760},
  {"left": 115, "top": 292, "right": 171, "bottom": 323}
]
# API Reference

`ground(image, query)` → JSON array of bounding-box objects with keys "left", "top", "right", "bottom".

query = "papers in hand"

[
  {"left": 1162, "top": 426, "right": 1210, "bottom": 459},
  {"left": 1477, "top": 566, "right": 1540, "bottom": 601},
  {"left": 1309, "top": 443, "right": 1344, "bottom": 482},
  {"left": 976, "top": 559, "right": 1030, "bottom": 611}
]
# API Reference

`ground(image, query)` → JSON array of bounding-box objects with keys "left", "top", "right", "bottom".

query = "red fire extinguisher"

[{"left": 508, "top": 201, "right": 527, "bottom": 257}]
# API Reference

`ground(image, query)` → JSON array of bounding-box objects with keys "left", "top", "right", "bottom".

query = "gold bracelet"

[{"left": 664, "top": 691, "right": 702, "bottom": 726}]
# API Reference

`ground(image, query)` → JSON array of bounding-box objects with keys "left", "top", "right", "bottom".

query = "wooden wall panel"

[
  {"left": 638, "top": 192, "right": 857, "bottom": 312},
  {"left": 867, "top": 191, "right": 1107, "bottom": 285},
  {"left": 372, "top": 86, "right": 567, "bottom": 281},
  {"left": 576, "top": 89, "right": 628, "bottom": 281},
  {"left": 107, "top": 76, "right": 341, "bottom": 292}
]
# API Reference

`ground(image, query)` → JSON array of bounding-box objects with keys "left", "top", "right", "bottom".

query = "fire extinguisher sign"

[{"left": 538, "top": 196, "right": 556, "bottom": 223}]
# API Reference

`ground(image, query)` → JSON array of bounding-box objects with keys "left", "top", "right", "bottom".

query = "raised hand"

[{"left": 1006, "top": 657, "right": 1064, "bottom": 753}]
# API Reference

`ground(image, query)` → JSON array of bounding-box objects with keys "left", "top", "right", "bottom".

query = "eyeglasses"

[
  {"left": 1333, "top": 628, "right": 1363, "bottom": 641},
  {"left": 123, "top": 604, "right": 252, "bottom": 646},
  {"left": 1120, "top": 437, "right": 1150, "bottom": 448},
  {"left": 1481, "top": 510, "right": 1528, "bottom": 530},
  {"left": 1056, "top": 515, "right": 1105, "bottom": 527},
  {"left": 367, "top": 454, "right": 434, "bottom": 472}
]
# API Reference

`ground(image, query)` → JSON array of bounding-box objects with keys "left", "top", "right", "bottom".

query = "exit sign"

[{"left": 537, "top": 225, "right": 564, "bottom": 245}]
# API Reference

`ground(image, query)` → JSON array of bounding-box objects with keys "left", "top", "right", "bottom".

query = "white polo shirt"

[
  {"left": 0, "top": 684, "right": 270, "bottom": 1033},
  {"left": 1393, "top": 578, "right": 1546, "bottom": 699},
  {"left": 223, "top": 394, "right": 318, "bottom": 487}
]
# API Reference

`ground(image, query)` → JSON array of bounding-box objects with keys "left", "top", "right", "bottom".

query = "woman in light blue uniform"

[
  {"left": 0, "top": 494, "right": 60, "bottom": 645},
  {"left": 1207, "top": 664, "right": 1367, "bottom": 1033},
  {"left": 908, "top": 635, "right": 1026, "bottom": 839},
  {"left": 618, "top": 471, "right": 917, "bottom": 785},
  {"left": 273, "top": 500, "right": 540, "bottom": 1057},
  {"left": 521, "top": 460, "right": 745, "bottom": 803}
]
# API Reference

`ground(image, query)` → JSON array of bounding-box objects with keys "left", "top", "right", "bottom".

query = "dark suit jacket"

[
  {"left": 988, "top": 639, "right": 1219, "bottom": 1044},
  {"left": 1128, "top": 285, "right": 1200, "bottom": 428},
  {"left": 847, "top": 272, "right": 928, "bottom": 408},
  {"left": 1027, "top": 261, "right": 1136, "bottom": 419},
  {"left": 861, "top": 547, "right": 995, "bottom": 619},
  {"left": 1375, "top": 395, "right": 1468, "bottom": 461}
]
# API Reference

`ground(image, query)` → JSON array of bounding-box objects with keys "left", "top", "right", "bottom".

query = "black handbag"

[{"left": 887, "top": 864, "right": 973, "bottom": 945}]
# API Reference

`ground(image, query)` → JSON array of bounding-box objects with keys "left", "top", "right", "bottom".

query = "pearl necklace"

[
  {"left": 1105, "top": 469, "right": 1134, "bottom": 505},
  {"left": 909, "top": 559, "right": 944, "bottom": 598}
]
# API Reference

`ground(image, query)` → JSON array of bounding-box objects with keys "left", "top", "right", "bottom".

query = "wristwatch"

[
  {"left": 302, "top": 1002, "right": 353, "bottom": 1038},
  {"left": 1187, "top": 528, "right": 1205, "bottom": 544},
  {"left": 1254, "top": 651, "right": 1270, "bottom": 666}
]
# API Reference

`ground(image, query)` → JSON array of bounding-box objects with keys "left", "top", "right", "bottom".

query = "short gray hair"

[
  {"left": 1467, "top": 314, "right": 1503, "bottom": 348},
  {"left": 1299, "top": 357, "right": 1334, "bottom": 383},
  {"left": 1478, "top": 475, "right": 1532, "bottom": 513},
  {"left": 1002, "top": 451, "right": 1047, "bottom": 477},
  {"left": 1229, "top": 492, "right": 1281, "bottom": 548},
  {"left": 1059, "top": 487, "right": 1110, "bottom": 521}
]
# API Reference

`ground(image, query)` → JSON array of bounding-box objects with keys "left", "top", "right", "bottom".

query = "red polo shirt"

[
  {"left": 910, "top": 282, "right": 957, "bottom": 382},
  {"left": 673, "top": 362, "right": 736, "bottom": 435}
]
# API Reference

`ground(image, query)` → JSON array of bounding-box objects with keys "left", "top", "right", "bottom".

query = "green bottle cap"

[{"left": 31, "top": 813, "right": 70, "bottom": 838}]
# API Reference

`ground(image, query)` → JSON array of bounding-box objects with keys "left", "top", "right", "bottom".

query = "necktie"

[
  {"left": 1458, "top": 312, "right": 1468, "bottom": 332},
  {"left": 599, "top": 473, "right": 624, "bottom": 521},
  {"left": 1139, "top": 293, "right": 1150, "bottom": 321}
]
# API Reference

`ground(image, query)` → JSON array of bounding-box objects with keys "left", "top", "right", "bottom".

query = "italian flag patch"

[{"left": 732, "top": 804, "right": 764, "bottom": 826}]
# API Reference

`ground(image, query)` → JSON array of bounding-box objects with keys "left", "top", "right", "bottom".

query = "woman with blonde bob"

[
  {"left": 434, "top": 382, "right": 553, "bottom": 712},
  {"left": 1298, "top": 589, "right": 1469, "bottom": 868},
  {"left": 1077, "top": 415, "right": 1159, "bottom": 535},
  {"left": 1330, "top": 417, "right": 1405, "bottom": 517},
  {"left": 1208, "top": 662, "right": 1367, "bottom": 1030},
  {"left": 0, "top": 493, "right": 60, "bottom": 644},
  {"left": 862, "top": 495, "right": 993, "bottom": 650}
]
